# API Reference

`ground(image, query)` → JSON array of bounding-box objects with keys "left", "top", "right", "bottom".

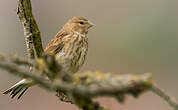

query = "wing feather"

[{"left": 45, "top": 31, "right": 70, "bottom": 55}]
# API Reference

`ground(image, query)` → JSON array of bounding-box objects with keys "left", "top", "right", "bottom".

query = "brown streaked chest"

[{"left": 56, "top": 33, "right": 88, "bottom": 73}]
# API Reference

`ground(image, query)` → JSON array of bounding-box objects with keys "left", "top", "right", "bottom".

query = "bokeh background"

[{"left": 0, "top": 0, "right": 178, "bottom": 110}]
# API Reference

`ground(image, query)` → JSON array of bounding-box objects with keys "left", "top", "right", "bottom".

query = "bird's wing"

[{"left": 44, "top": 31, "right": 70, "bottom": 55}]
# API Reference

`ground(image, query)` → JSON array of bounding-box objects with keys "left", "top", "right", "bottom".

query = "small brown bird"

[{"left": 3, "top": 17, "right": 94, "bottom": 99}]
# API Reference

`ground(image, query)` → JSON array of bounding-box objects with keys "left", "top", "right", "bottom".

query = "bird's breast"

[{"left": 56, "top": 34, "right": 88, "bottom": 74}]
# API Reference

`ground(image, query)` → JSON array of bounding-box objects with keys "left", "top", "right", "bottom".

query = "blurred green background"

[{"left": 0, "top": 0, "right": 178, "bottom": 110}]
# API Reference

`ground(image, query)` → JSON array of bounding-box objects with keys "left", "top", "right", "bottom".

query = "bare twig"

[{"left": 151, "top": 83, "right": 178, "bottom": 110}]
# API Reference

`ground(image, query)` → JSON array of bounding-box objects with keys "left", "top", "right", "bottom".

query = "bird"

[{"left": 3, "top": 17, "right": 94, "bottom": 99}]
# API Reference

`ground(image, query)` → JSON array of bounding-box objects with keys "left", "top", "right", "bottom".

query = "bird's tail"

[{"left": 3, "top": 79, "right": 35, "bottom": 99}]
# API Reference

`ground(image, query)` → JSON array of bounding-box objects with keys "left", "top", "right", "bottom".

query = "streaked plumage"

[{"left": 3, "top": 17, "right": 94, "bottom": 99}]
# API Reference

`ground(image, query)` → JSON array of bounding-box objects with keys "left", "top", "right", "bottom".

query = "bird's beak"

[{"left": 88, "top": 21, "right": 95, "bottom": 28}]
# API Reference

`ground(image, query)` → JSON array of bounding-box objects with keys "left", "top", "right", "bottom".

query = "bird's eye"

[{"left": 79, "top": 22, "right": 84, "bottom": 24}]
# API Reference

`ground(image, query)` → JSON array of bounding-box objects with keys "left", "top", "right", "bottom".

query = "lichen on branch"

[
  {"left": 17, "top": 0, "right": 43, "bottom": 59},
  {"left": 0, "top": 54, "right": 152, "bottom": 110}
]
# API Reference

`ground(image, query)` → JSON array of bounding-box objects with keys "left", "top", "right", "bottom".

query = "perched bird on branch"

[{"left": 3, "top": 17, "right": 94, "bottom": 99}]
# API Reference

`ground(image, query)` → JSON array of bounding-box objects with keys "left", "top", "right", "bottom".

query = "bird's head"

[{"left": 63, "top": 17, "right": 94, "bottom": 35}]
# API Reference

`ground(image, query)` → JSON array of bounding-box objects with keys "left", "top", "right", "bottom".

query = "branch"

[
  {"left": 151, "top": 83, "right": 178, "bottom": 110},
  {"left": 72, "top": 72, "right": 151, "bottom": 99},
  {"left": 17, "top": 0, "right": 44, "bottom": 59},
  {"left": 1, "top": 54, "right": 178, "bottom": 110},
  {"left": 0, "top": 54, "right": 151, "bottom": 110},
  {"left": 0, "top": 55, "right": 152, "bottom": 98}
]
